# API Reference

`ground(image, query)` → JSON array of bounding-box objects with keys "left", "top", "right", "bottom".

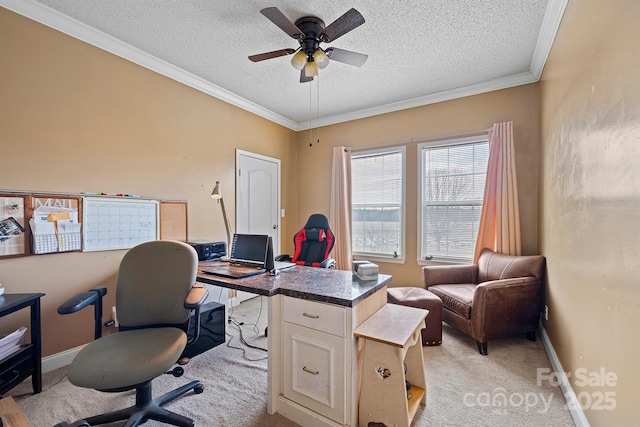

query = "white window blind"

[
  {"left": 419, "top": 137, "right": 489, "bottom": 261},
  {"left": 351, "top": 147, "right": 405, "bottom": 259}
]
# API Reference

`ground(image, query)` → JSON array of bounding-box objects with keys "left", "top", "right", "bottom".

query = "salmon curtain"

[
  {"left": 473, "top": 121, "right": 521, "bottom": 262},
  {"left": 329, "top": 146, "right": 353, "bottom": 270}
]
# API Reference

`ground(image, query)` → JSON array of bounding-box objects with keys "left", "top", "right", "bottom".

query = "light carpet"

[{"left": 8, "top": 296, "right": 575, "bottom": 426}]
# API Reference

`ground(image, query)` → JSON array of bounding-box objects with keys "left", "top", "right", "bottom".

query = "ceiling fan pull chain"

[
  {"left": 309, "top": 81, "right": 313, "bottom": 147},
  {"left": 317, "top": 76, "right": 321, "bottom": 145}
]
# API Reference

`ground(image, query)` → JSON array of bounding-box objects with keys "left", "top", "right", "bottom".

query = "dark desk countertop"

[{"left": 196, "top": 261, "right": 391, "bottom": 307}]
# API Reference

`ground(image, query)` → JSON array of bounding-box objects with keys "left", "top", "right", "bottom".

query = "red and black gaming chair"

[
  {"left": 277, "top": 214, "right": 336, "bottom": 269},
  {"left": 267, "top": 214, "right": 336, "bottom": 337}
]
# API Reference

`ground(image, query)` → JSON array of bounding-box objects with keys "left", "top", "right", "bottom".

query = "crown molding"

[
  {"left": 530, "top": 0, "right": 568, "bottom": 79},
  {"left": 2, "top": 0, "right": 567, "bottom": 132},
  {"left": 302, "top": 0, "right": 568, "bottom": 130},
  {"left": 0, "top": 0, "right": 298, "bottom": 131},
  {"left": 298, "top": 71, "right": 537, "bottom": 131}
]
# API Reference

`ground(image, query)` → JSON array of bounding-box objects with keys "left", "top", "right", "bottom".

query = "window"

[
  {"left": 351, "top": 147, "right": 405, "bottom": 261},
  {"left": 418, "top": 136, "right": 489, "bottom": 262}
]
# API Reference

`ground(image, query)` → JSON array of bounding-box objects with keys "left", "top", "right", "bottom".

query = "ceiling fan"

[{"left": 249, "top": 7, "right": 368, "bottom": 83}]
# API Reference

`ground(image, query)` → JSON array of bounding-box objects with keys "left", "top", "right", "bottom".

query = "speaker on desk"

[
  {"left": 265, "top": 236, "right": 275, "bottom": 271},
  {"left": 186, "top": 241, "right": 226, "bottom": 261}
]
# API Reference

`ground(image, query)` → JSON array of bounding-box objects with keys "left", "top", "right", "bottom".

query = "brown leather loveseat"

[{"left": 424, "top": 249, "right": 545, "bottom": 355}]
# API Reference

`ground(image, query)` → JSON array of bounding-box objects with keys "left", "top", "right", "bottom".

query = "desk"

[
  {"left": 197, "top": 261, "right": 391, "bottom": 427},
  {"left": 0, "top": 293, "right": 45, "bottom": 397}
]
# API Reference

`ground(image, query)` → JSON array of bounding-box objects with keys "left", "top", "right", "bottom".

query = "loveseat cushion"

[{"left": 428, "top": 284, "right": 475, "bottom": 319}]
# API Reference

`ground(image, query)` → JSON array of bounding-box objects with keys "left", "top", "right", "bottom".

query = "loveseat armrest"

[
  {"left": 471, "top": 276, "right": 543, "bottom": 342},
  {"left": 474, "top": 276, "right": 543, "bottom": 308},
  {"left": 423, "top": 264, "right": 478, "bottom": 288}
]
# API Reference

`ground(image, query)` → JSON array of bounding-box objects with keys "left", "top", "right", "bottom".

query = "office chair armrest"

[
  {"left": 58, "top": 286, "right": 108, "bottom": 315},
  {"left": 58, "top": 286, "right": 107, "bottom": 340},
  {"left": 275, "top": 254, "right": 292, "bottom": 262},
  {"left": 184, "top": 286, "right": 209, "bottom": 311},
  {"left": 320, "top": 258, "right": 336, "bottom": 269},
  {"left": 184, "top": 285, "right": 209, "bottom": 347}
]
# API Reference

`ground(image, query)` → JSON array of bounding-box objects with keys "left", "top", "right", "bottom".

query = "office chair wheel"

[
  {"left": 166, "top": 366, "right": 184, "bottom": 377},
  {"left": 194, "top": 384, "right": 205, "bottom": 394}
]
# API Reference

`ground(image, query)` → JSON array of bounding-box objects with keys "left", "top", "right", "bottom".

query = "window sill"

[
  {"left": 417, "top": 257, "right": 473, "bottom": 266},
  {"left": 353, "top": 254, "right": 405, "bottom": 265}
]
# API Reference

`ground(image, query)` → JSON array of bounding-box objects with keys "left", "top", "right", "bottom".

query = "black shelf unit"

[{"left": 0, "top": 293, "right": 45, "bottom": 397}]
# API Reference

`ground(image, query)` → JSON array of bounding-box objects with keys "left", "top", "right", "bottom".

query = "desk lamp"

[{"left": 211, "top": 181, "right": 232, "bottom": 259}]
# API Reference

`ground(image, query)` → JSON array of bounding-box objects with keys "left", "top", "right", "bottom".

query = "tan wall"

[
  {"left": 0, "top": 9, "right": 298, "bottom": 356},
  {"left": 539, "top": 1, "right": 640, "bottom": 425},
  {"left": 295, "top": 84, "right": 541, "bottom": 288}
]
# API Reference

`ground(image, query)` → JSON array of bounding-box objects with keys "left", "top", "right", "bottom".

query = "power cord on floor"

[
  {"left": 225, "top": 320, "right": 268, "bottom": 361},
  {"left": 225, "top": 296, "right": 268, "bottom": 361}
]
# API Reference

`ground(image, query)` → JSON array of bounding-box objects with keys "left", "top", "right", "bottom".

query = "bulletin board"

[
  {"left": 83, "top": 197, "right": 159, "bottom": 251},
  {"left": 159, "top": 201, "right": 188, "bottom": 241},
  {"left": 0, "top": 194, "right": 27, "bottom": 258}
]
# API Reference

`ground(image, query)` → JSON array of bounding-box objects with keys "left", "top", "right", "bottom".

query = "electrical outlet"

[{"left": 544, "top": 305, "right": 549, "bottom": 321}]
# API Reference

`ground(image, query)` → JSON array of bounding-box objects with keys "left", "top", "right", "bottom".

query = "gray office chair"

[{"left": 54, "top": 240, "right": 208, "bottom": 427}]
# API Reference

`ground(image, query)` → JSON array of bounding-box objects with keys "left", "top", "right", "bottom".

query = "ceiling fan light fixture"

[
  {"left": 313, "top": 49, "right": 330, "bottom": 69},
  {"left": 250, "top": 7, "right": 367, "bottom": 82},
  {"left": 305, "top": 60, "right": 319, "bottom": 77},
  {"left": 290, "top": 49, "right": 307, "bottom": 70}
]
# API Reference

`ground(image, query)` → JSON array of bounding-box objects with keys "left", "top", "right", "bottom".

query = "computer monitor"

[{"left": 229, "top": 233, "right": 269, "bottom": 267}]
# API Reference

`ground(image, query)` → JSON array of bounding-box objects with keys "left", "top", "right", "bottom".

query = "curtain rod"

[{"left": 351, "top": 127, "right": 492, "bottom": 153}]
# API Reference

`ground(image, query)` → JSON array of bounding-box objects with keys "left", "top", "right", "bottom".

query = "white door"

[{"left": 235, "top": 150, "right": 281, "bottom": 303}]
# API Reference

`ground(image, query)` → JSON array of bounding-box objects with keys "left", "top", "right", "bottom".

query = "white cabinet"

[
  {"left": 283, "top": 297, "right": 347, "bottom": 424},
  {"left": 270, "top": 287, "right": 388, "bottom": 427}
]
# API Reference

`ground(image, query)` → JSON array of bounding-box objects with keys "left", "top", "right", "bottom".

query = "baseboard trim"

[
  {"left": 275, "top": 396, "right": 343, "bottom": 427},
  {"left": 42, "top": 345, "right": 84, "bottom": 374},
  {"left": 539, "top": 323, "right": 591, "bottom": 427}
]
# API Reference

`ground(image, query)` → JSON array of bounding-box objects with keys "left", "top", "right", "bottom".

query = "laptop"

[{"left": 203, "top": 234, "right": 269, "bottom": 279}]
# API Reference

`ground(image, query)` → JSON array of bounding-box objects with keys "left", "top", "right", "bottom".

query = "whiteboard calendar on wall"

[{"left": 83, "top": 197, "right": 159, "bottom": 251}]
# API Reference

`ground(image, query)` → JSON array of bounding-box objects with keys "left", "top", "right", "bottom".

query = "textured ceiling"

[{"left": 3, "top": 0, "right": 566, "bottom": 130}]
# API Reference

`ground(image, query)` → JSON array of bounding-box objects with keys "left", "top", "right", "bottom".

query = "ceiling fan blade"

[
  {"left": 326, "top": 47, "right": 368, "bottom": 67},
  {"left": 300, "top": 68, "right": 314, "bottom": 83},
  {"left": 319, "top": 8, "right": 365, "bottom": 43},
  {"left": 260, "top": 7, "right": 304, "bottom": 40},
  {"left": 249, "top": 48, "right": 296, "bottom": 62}
]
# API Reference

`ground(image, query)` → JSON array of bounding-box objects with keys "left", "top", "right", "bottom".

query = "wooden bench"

[
  {"left": 354, "top": 303, "right": 428, "bottom": 427},
  {"left": 0, "top": 397, "right": 33, "bottom": 427}
]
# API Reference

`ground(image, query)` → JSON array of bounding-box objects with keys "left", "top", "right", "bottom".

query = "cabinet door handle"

[
  {"left": 303, "top": 366, "right": 319, "bottom": 375},
  {"left": 302, "top": 312, "right": 319, "bottom": 319}
]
